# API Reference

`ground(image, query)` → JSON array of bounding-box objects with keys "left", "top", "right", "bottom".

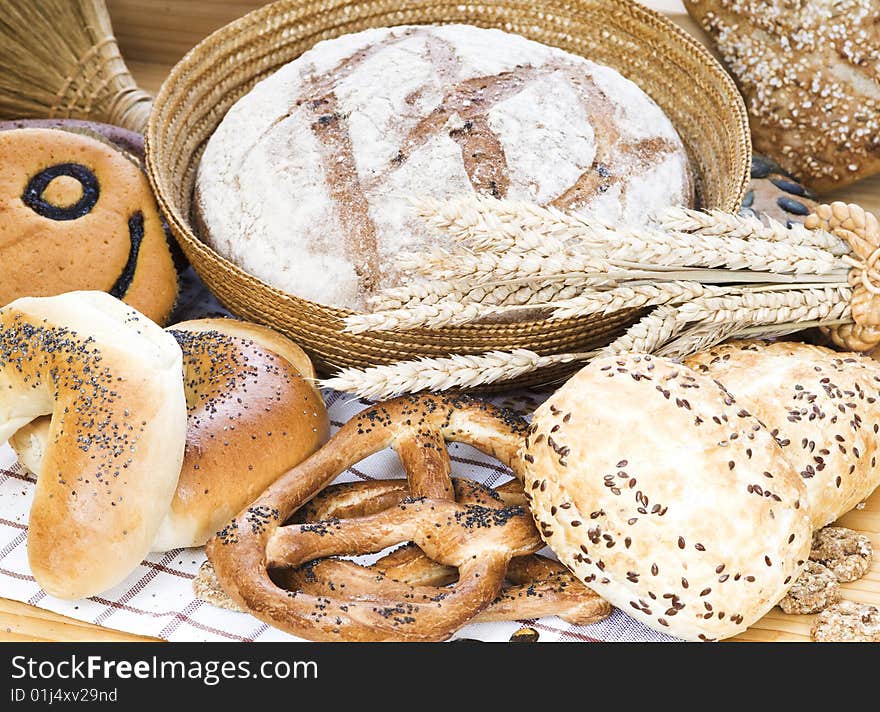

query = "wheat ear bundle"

[
  {"left": 324, "top": 199, "right": 880, "bottom": 399},
  {"left": 0, "top": 0, "right": 150, "bottom": 131}
]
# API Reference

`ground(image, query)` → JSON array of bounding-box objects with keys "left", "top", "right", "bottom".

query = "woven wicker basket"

[{"left": 145, "top": 0, "right": 751, "bottom": 386}]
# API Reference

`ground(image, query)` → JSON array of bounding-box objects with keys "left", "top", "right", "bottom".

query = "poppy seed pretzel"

[
  {"left": 281, "top": 478, "right": 611, "bottom": 626},
  {"left": 207, "top": 394, "right": 569, "bottom": 641}
]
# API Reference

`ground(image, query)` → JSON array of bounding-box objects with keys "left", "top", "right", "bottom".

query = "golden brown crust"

[
  {"left": 11, "top": 318, "right": 329, "bottom": 552},
  {"left": 154, "top": 319, "right": 329, "bottom": 550},
  {"left": 686, "top": 0, "right": 880, "bottom": 191},
  {"left": 0, "top": 129, "right": 177, "bottom": 323},
  {"left": 170, "top": 318, "right": 318, "bottom": 387},
  {"left": 196, "top": 477, "right": 611, "bottom": 627},
  {"left": 0, "top": 292, "right": 186, "bottom": 599}
]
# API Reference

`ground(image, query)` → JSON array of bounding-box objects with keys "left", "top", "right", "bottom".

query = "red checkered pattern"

[{"left": 0, "top": 270, "right": 677, "bottom": 642}]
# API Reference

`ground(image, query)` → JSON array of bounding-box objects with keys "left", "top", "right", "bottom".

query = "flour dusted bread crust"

[
  {"left": 686, "top": 0, "right": 880, "bottom": 191},
  {"left": 0, "top": 292, "right": 186, "bottom": 599},
  {"left": 11, "top": 318, "right": 330, "bottom": 551},
  {"left": 196, "top": 24, "right": 693, "bottom": 311},
  {"left": 685, "top": 341, "right": 880, "bottom": 529},
  {"left": 521, "top": 354, "right": 811, "bottom": 641}
]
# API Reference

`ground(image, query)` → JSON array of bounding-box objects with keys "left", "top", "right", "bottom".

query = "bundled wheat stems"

[{"left": 322, "top": 196, "right": 864, "bottom": 399}]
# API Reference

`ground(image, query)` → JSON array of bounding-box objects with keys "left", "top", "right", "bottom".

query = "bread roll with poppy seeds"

[
  {"left": 0, "top": 292, "right": 186, "bottom": 599},
  {"left": 521, "top": 353, "right": 811, "bottom": 641},
  {"left": 11, "top": 318, "right": 330, "bottom": 551}
]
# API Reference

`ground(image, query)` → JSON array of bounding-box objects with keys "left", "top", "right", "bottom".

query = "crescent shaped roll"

[
  {"left": 0, "top": 292, "right": 186, "bottom": 599},
  {"left": 11, "top": 318, "right": 330, "bottom": 552}
]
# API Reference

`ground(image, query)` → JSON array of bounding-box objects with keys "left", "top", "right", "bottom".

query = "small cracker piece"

[
  {"left": 811, "top": 600, "right": 880, "bottom": 642},
  {"left": 194, "top": 560, "right": 245, "bottom": 613},
  {"left": 778, "top": 561, "right": 839, "bottom": 615},
  {"left": 810, "top": 527, "right": 873, "bottom": 583}
]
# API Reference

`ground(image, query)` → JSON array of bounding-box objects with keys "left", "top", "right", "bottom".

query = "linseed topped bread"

[{"left": 196, "top": 24, "right": 694, "bottom": 311}]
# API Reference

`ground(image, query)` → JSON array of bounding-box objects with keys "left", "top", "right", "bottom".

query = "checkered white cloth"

[{"left": 0, "top": 271, "right": 677, "bottom": 642}]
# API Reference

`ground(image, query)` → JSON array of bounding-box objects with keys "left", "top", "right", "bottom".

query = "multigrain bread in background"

[
  {"left": 12, "top": 318, "right": 330, "bottom": 551},
  {"left": 196, "top": 24, "right": 693, "bottom": 311},
  {"left": 521, "top": 353, "right": 811, "bottom": 641},
  {"left": 0, "top": 292, "right": 186, "bottom": 599},
  {"left": 685, "top": 341, "right": 880, "bottom": 529},
  {"left": 0, "top": 126, "right": 177, "bottom": 321},
  {"left": 686, "top": 0, "right": 880, "bottom": 191}
]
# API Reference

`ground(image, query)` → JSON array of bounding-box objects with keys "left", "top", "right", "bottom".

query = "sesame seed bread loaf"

[
  {"left": 685, "top": 340, "right": 880, "bottom": 529},
  {"left": 522, "top": 354, "right": 812, "bottom": 641},
  {"left": 196, "top": 24, "right": 693, "bottom": 311},
  {"left": 686, "top": 0, "right": 880, "bottom": 191},
  {"left": 0, "top": 292, "right": 187, "bottom": 599}
]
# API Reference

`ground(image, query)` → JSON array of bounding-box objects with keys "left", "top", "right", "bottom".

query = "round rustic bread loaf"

[
  {"left": 196, "top": 24, "right": 694, "bottom": 311},
  {"left": 521, "top": 353, "right": 811, "bottom": 641}
]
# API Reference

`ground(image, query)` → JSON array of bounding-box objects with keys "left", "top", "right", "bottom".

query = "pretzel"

[
  {"left": 197, "top": 478, "right": 611, "bottom": 626},
  {"left": 206, "top": 394, "right": 609, "bottom": 641},
  {"left": 282, "top": 478, "right": 611, "bottom": 626}
]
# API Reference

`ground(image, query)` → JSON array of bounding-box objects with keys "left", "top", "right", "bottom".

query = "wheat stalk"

[
  {"left": 604, "top": 304, "right": 686, "bottom": 355},
  {"left": 325, "top": 198, "right": 865, "bottom": 397},
  {"left": 348, "top": 280, "right": 716, "bottom": 332},
  {"left": 656, "top": 321, "right": 747, "bottom": 358},
  {"left": 344, "top": 300, "right": 541, "bottom": 333},
  {"left": 658, "top": 206, "right": 850, "bottom": 255},
  {"left": 414, "top": 196, "right": 850, "bottom": 275},
  {"left": 411, "top": 195, "right": 598, "bottom": 247},
  {"left": 548, "top": 281, "right": 721, "bottom": 320},
  {"left": 367, "top": 277, "right": 587, "bottom": 311},
  {"left": 679, "top": 286, "right": 852, "bottom": 326},
  {"left": 320, "top": 349, "right": 597, "bottom": 400},
  {"left": 397, "top": 248, "right": 615, "bottom": 285}
]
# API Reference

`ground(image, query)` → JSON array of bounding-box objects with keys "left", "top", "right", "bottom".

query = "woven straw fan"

[{"left": 0, "top": 0, "right": 150, "bottom": 131}]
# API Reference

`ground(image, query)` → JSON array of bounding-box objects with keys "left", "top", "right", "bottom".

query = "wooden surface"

[{"left": 3, "top": 0, "right": 879, "bottom": 643}]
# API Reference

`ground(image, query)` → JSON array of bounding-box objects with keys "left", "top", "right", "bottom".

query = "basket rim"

[{"left": 145, "top": 0, "right": 752, "bottom": 328}]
